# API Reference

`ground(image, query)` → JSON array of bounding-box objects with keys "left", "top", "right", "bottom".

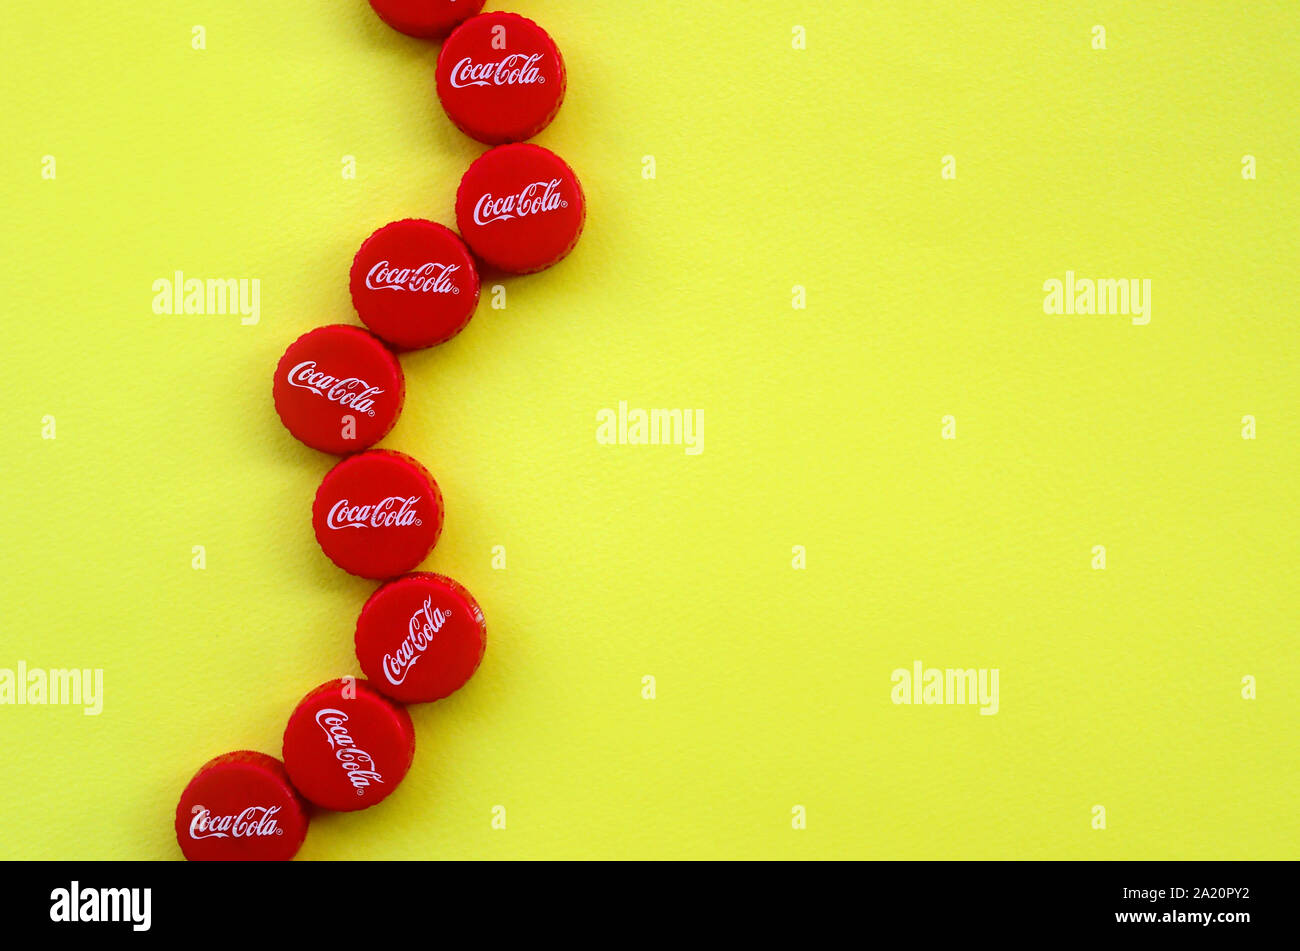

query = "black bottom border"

[{"left": 7, "top": 860, "right": 1286, "bottom": 938}]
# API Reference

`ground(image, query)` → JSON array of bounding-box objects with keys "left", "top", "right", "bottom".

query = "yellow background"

[{"left": 1, "top": 1, "right": 1297, "bottom": 859}]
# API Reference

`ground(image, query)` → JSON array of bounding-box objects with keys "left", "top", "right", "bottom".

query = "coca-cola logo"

[
  {"left": 450, "top": 53, "right": 546, "bottom": 89},
  {"left": 326, "top": 496, "right": 422, "bottom": 530},
  {"left": 288, "top": 361, "right": 383, "bottom": 417},
  {"left": 383, "top": 597, "right": 452, "bottom": 686},
  {"left": 365, "top": 261, "right": 461, "bottom": 295},
  {"left": 473, "top": 179, "right": 568, "bottom": 226},
  {"left": 315, "top": 708, "right": 384, "bottom": 796},
  {"left": 188, "top": 804, "right": 283, "bottom": 840}
]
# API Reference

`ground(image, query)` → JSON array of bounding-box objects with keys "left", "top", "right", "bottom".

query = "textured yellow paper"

[{"left": 0, "top": 1, "right": 1296, "bottom": 859}]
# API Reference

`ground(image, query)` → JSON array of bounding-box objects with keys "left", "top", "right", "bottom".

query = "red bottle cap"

[
  {"left": 435, "top": 12, "right": 566, "bottom": 144},
  {"left": 282, "top": 678, "right": 416, "bottom": 812},
  {"left": 456, "top": 144, "right": 586, "bottom": 274},
  {"left": 312, "top": 449, "right": 444, "bottom": 579},
  {"left": 273, "top": 325, "right": 404, "bottom": 455},
  {"left": 355, "top": 572, "right": 487, "bottom": 703},
  {"left": 367, "top": 0, "right": 485, "bottom": 39},
  {"left": 175, "top": 751, "right": 309, "bottom": 861},
  {"left": 349, "top": 219, "right": 481, "bottom": 351}
]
